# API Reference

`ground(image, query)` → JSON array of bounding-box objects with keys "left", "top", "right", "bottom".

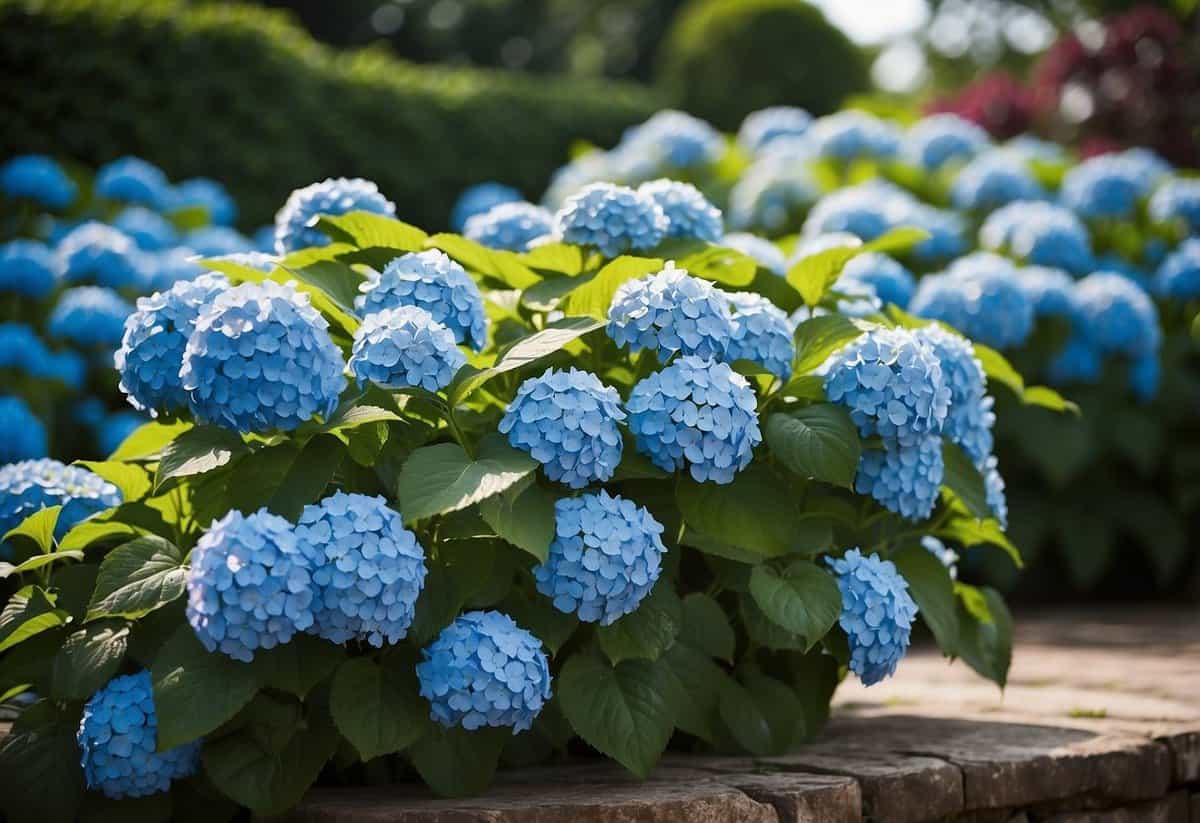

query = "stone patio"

[{"left": 292, "top": 607, "right": 1200, "bottom": 822}]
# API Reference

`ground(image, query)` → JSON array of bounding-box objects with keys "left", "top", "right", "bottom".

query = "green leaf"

[
  {"left": 397, "top": 436, "right": 538, "bottom": 523},
  {"left": 680, "top": 593, "right": 735, "bottom": 662},
  {"left": 941, "top": 439, "right": 990, "bottom": 520},
  {"left": 501, "top": 590, "right": 578, "bottom": 656},
  {"left": 151, "top": 627, "right": 258, "bottom": 750},
  {"left": 87, "top": 536, "right": 186, "bottom": 621},
  {"left": 793, "top": 314, "right": 867, "bottom": 374},
  {"left": 786, "top": 245, "right": 861, "bottom": 307},
  {"left": 891, "top": 544, "right": 959, "bottom": 655},
  {"left": 251, "top": 635, "right": 344, "bottom": 698},
  {"left": 3, "top": 506, "right": 61, "bottom": 554},
  {"left": 154, "top": 426, "right": 249, "bottom": 491},
  {"left": 0, "top": 587, "right": 69, "bottom": 653},
  {"left": 717, "top": 677, "right": 773, "bottom": 755},
  {"left": 765, "top": 405, "right": 861, "bottom": 489},
  {"left": 747, "top": 562, "right": 841, "bottom": 649},
  {"left": 330, "top": 657, "right": 427, "bottom": 760},
  {"left": 1022, "top": 384, "right": 1080, "bottom": 415},
  {"left": 426, "top": 233, "right": 539, "bottom": 289},
  {"left": 936, "top": 513, "right": 1022, "bottom": 568},
  {"left": 109, "top": 421, "right": 193, "bottom": 461},
  {"left": 661, "top": 642, "right": 725, "bottom": 741},
  {"left": 596, "top": 583, "right": 683, "bottom": 664},
  {"left": 58, "top": 520, "right": 141, "bottom": 554},
  {"left": 0, "top": 701, "right": 85, "bottom": 823},
  {"left": 76, "top": 461, "right": 152, "bottom": 503},
  {"left": 0, "top": 550, "right": 84, "bottom": 580},
  {"left": 863, "top": 226, "right": 930, "bottom": 255},
  {"left": 777, "top": 374, "right": 826, "bottom": 402},
  {"left": 973, "top": 344, "right": 1025, "bottom": 397},
  {"left": 282, "top": 259, "right": 364, "bottom": 312},
  {"left": 321, "top": 401, "right": 402, "bottom": 435},
  {"left": 478, "top": 482, "right": 556, "bottom": 562},
  {"left": 408, "top": 724, "right": 507, "bottom": 798},
  {"left": 563, "top": 255, "right": 664, "bottom": 320},
  {"left": 557, "top": 653, "right": 675, "bottom": 779},
  {"left": 679, "top": 245, "right": 757, "bottom": 286},
  {"left": 954, "top": 586, "right": 1012, "bottom": 688},
  {"left": 317, "top": 211, "right": 428, "bottom": 251},
  {"left": 520, "top": 242, "right": 584, "bottom": 276},
  {"left": 50, "top": 622, "right": 130, "bottom": 701}
]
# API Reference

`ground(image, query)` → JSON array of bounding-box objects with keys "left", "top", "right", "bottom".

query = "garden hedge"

[{"left": 0, "top": 0, "right": 662, "bottom": 229}]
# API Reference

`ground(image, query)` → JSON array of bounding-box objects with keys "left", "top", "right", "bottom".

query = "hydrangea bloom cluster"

[
  {"left": 951, "top": 154, "right": 1045, "bottom": 212},
  {"left": 981, "top": 455, "right": 1009, "bottom": 528},
  {"left": 274, "top": 177, "right": 396, "bottom": 253},
  {"left": 113, "top": 207, "right": 178, "bottom": 251},
  {"left": 56, "top": 222, "right": 146, "bottom": 289},
  {"left": 802, "top": 183, "right": 895, "bottom": 241},
  {"left": 638, "top": 179, "right": 723, "bottom": 242},
  {"left": 607, "top": 264, "right": 733, "bottom": 363},
  {"left": 0, "top": 396, "right": 47, "bottom": 462},
  {"left": 356, "top": 250, "right": 489, "bottom": 351},
  {"left": 1154, "top": 238, "right": 1200, "bottom": 299},
  {"left": 185, "top": 508, "right": 315, "bottom": 662},
  {"left": 77, "top": 671, "right": 200, "bottom": 799},
  {"left": 626, "top": 355, "right": 761, "bottom": 484},
  {"left": 901, "top": 203, "right": 968, "bottom": 262},
  {"left": 910, "top": 254, "right": 1034, "bottom": 350},
  {"left": 1047, "top": 335, "right": 1103, "bottom": 385},
  {"left": 1060, "top": 153, "right": 1156, "bottom": 219},
  {"left": 116, "top": 272, "right": 231, "bottom": 415},
  {"left": 49, "top": 286, "right": 133, "bottom": 348},
  {"left": 614, "top": 110, "right": 723, "bottom": 170},
  {"left": 534, "top": 491, "right": 667, "bottom": 624},
  {"left": 294, "top": 492, "right": 427, "bottom": 647},
  {"left": 724, "top": 291, "right": 795, "bottom": 380},
  {"left": 737, "top": 106, "right": 812, "bottom": 154},
  {"left": 170, "top": 177, "right": 238, "bottom": 226},
  {"left": 728, "top": 159, "right": 820, "bottom": 234},
  {"left": 839, "top": 252, "right": 915, "bottom": 308},
  {"left": 0, "top": 459, "right": 122, "bottom": 544},
  {"left": 0, "top": 154, "right": 77, "bottom": 208},
  {"left": 914, "top": 325, "right": 994, "bottom": 465},
  {"left": 827, "top": 548, "right": 918, "bottom": 686},
  {"left": 179, "top": 280, "right": 346, "bottom": 433},
  {"left": 980, "top": 202, "right": 1093, "bottom": 274},
  {"left": 1130, "top": 352, "right": 1160, "bottom": 403},
  {"left": 95, "top": 156, "right": 170, "bottom": 210},
  {"left": 450, "top": 182, "right": 522, "bottom": 231},
  {"left": 0, "top": 239, "right": 58, "bottom": 297},
  {"left": 807, "top": 111, "right": 900, "bottom": 161},
  {"left": 856, "top": 437, "right": 945, "bottom": 521},
  {"left": 416, "top": 610, "right": 551, "bottom": 733},
  {"left": 349, "top": 305, "right": 466, "bottom": 393},
  {"left": 903, "top": 114, "right": 990, "bottom": 170},
  {"left": 1016, "top": 266, "right": 1081, "bottom": 320},
  {"left": 553, "top": 182, "right": 668, "bottom": 257},
  {"left": 1149, "top": 178, "right": 1200, "bottom": 232},
  {"left": 1073, "top": 272, "right": 1161, "bottom": 357},
  {"left": 463, "top": 202, "right": 553, "bottom": 251},
  {"left": 721, "top": 233, "right": 786, "bottom": 276},
  {"left": 499, "top": 368, "right": 625, "bottom": 489}
]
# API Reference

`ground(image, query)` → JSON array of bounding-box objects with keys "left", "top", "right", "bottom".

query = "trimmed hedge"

[{"left": 0, "top": 0, "right": 662, "bottom": 229}]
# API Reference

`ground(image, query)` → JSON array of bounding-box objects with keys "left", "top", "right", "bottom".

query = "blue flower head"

[
  {"left": 274, "top": 177, "right": 396, "bottom": 253},
  {"left": 981, "top": 454, "right": 1008, "bottom": 528},
  {"left": 184, "top": 226, "right": 255, "bottom": 257},
  {"left": 0, "top": 323, "right": 51, "bottom": 375},
  {"left": 827, "top": 548, "right": 918, "bottom": 685},
  {"left": 349, "top": 305, "right": 466, "bottom": 393},
  {"left": 1061, "top": 152, "right": 1159, "bottom": 219},
  {"left": 499, "top": 368, "right": 625, "bottom": 489},
  {"left": 1047, "top": 335, "right": 1103, "bottom": 386},
  {"left": 1016, "top": 266, "right": 1080, "bottom": 320},
  {"left": 1074, "top": 272, "right": 1161, "bottom": 357},
  {"left": 534, "top": 490, "right": 667, "bottom": 625},
  {"left": 903, "top": 114, "right": 990, "bottom": 171},
  {"left": 1149, "top": 178, "right": 1200, "bottom": 233},
  {"left": 615, "top": 110, "right": 723, "bottom": 171},
  {"left": 901, "top": 203, "right": 968, "bottom": 262},
  {"left": 821, "top": 327, "right": 950, "bottom": 447},
  {"left": 981, "top": 201, "right": 1093, "bottom": 274},
  {"left": 808, "top": 111, "right": 900, "bottom": 161},
  {"left": 98, "top": 412, "right": 144, "bottom": 456},
  {"left": 721, "top": 233, "right": 786, "bottom": 276},
  {"left": 728, "top": 159, "right": 820, "bottom": 235},
  {"left": 1130, "top": 351, "right": 1160, "bottom": 402},
  {"left": 356, "top": 250, "right": 489, "bottom": 351},
  {"left": 0, "top": 459, "right": 122, "bottom": 549},
  {"left": 802, "top": 182, "right": 899, "bottom": 242},
  {"left": 463, "top": 202, "right": 553, "bottom": 252},
  {"left": 1002, "top": 135, "right": 1067, "bottom": 163},
  {"left": 49, "top": 286, "right": 133, "bottom": 349},
  {"left": 169, "top": 177, "right": 237, "bottom": 226},
  {"left": 738, "top": 106, "right": 813, "bottom": 154},
  {"left": 839, "top": 252, "right": 915, "bottom": 308},
  {"left": 910, "top": 254, "right": 1034, "bottom": 350},
  {"left": 294, "top": 492, "right": 427, "bottom": 647},
  {"left": 914, "top": 325, "right": 994, "bottom": 466},
  {"left": 0, "top": 396, "right": 47, "bottom": 463},
  {"left": 112, "top": 207, "right": 178, "bottom": 251},
  {"left": 186, "top": 508, "right": 314, "bottom": 662},
  {"left": 116, "top": 272, "right": 231, "bottom": 416},
  {"left": 95, "top": 156, "right": 171, "bottom": 210},
  {"left": 180, "top": 280, "right": 347, "bottom": 433},
  {"left": 554, "top": 182, "right": 668, "bottom": 258},
  {"left": 1154, "top": 238, "right": 1200, "bottom": 299},
  {"left": 725, "top": 291, "right": 795, "bottom": 381},
  {"left": 951, "top": 154, "right": 1045, "bottom": 212},
  {"left": 77, "top": 671, "right": 200, "bottom": 799},
  {"left": 450, "top": 182, "right": 522, "bottom": 232},
  {"left": 0, "top": 154, "right": 76, "bottom": 208},
  {"left": 626, "top": 355, "right": 761, "bottom": 484},
  {"left": 607, "top": 263, "right": 733, "bottom": 364},
  {"left": 416, "top": 610, "right": 551, "bottom": 734},
  {"left": 42, "top": 349, "right": 87, "bottom": 390},
  {"left": 856, "top": 436, "right": 945, "bottom": 522},
  {"left": 56, "top": 222, "right": 147, "bottom": 289},
  {"left": 0, "top": 239, "right": 58, "bottom": 298},
  {"left": 144, "top": 247, "right": 205, "bottom": 292},
  {"left": 638, "top": 179, "right": 723, "bottom": 243}
]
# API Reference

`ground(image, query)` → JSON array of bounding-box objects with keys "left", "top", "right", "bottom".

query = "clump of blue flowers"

[
  {"left": 56, "top": 222, "right": 146, "bottom": 289},
  {"left": 0, "top": 239, "right": 58, "bottom": 298},
  {"left": 856, "top": 437, "right": 945, "bottom": 522},
  {"left": 113, "top": 207, "right": 178, "bottom": 252},
  {"left": 0, "top": 459, "right": 122, "bottom": 543},
  {"left": 613, "top": 109, "right": 723, "bottom": 171},
  {"left": 450, "top": 182, "right": 522, "bottom": 232},
  {"left": 1060, "top": 152, "right": 1157, "bottom": 219},
  {"left": 95, "top": 156, "right": 171, "bottom": 210},
  {"left": 737, "top": 106, "right": 812, "bottom": 154},
  {"left": 463, "top": 202, "right": 554, "bottom": 252},
  {"left": 980, "top": 202, "right": 1093, "bottom": 274},
  {"left": 802, "top": 182, "right": 898, "bottom": 241},
  {"left": 839, "top": 252, "right": 915, "bottom": 309},
  {"left": 724, "top": 291, "right": 795, "bottom": 381},
  {"left": 903, "top": 113, "right": 990, "bottom": 171},
  {"left": 607, "top": 263, "right": 733, "bottom": 363},
  {"left": 0, "top": 396, "right": 47, "bottom": 463},
  {"left": 914, "top": 324, "right": 994, "bottom": 465},
  {"left": 349, "top": 305, "right": 466, "bottom": 393},
  {"left": 1016, "top": 266, "right": 1081, "bottom": 320},
  {"left": 1074, "top": 271, "right": 1161, "bottom": 358},
  {"left": 1149, "top": 178, "right": 1200, "bottom": 232},
  {"left": 416, "top": 610, "right": 551, "bottom": 733},
  {"left": 1154, "top": 238, "right": 1200, "bottom": 299},
  {"left": 728, "top": 159, "right": 820, "bottom": 235},
  {"left": 0, "top": 154, "right": 77, "bottom": 208},
  {"left": 951, "top": 154, "right": 1044, "bottom": 212},
  {"left": 910, "top": 253, "right": 1034, "bottom": 350},
  {"left": 49, "top": 286, "right": 133, "bottom": 348},
  {"left": 274, "top": 177, "right": 396, "bottom": 253},
  {"left": 638, "top": 179, "right": 723, "bottom": 242},
  {"left": 554, "top": 182, "right": 668, "bottom": 258},
  {"left": 170, "top": 177, "right": 238, "bottom": 226},
  {"left": 807, "top": 111, "right": 900, "bottom": 161},
  {"left": 827, "top": 548, "right": 918, "bottom": 686}
]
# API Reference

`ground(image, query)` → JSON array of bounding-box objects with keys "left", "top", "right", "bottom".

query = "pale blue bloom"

[
  {"left": 827, "top": 548, "right": 918, "bottom": 685},
  {"left": 451, "top": 182, "right": 522, "bottom": 231},
  {"left": 904, "top": 114, "right": 990, "bottom": 170},
  {"left": 56, "top": 222, "right": 147, "bottom": 289},
  {"left": 1016, "top": 266, "right": 1080, "bottom": 320},
  {"left": 0, "top": 154, "right": 76, "bottom": 208},
  {"left": 725, "top": 291, "right": 795, "bottom": 380},
  {"left": 914, "top": 325, "right": 994, "bottom": 466},
  {"left": 1154, "top": 238, "right": 1200, "bottom": 299},
  {"left": 49, "top": 286, "right": 133, "bottom": 348},
  {"left": 169, "top": 177, "right": 237, "bottom": 226},
  {"left": 554, "top": 182, "right": 668, "bottom": 257},
  {"left": 910, "top": 253, "right": 1035, "bottom": 350},
  {"left": 463, "top": 202, "right": 553, "bottom": 251},
  {"left": 184, "top": 226, "right": 254, "bottom": 257},
  {"left": 0, "top": 396, "right": 47, "bottom": 462},
  {"left": 951, "top": 154, "right": 1044, "bottom": 211},
  {"left": 95, "top": 156, "right": 171, "bottom": 210},
  {"left": 350, "top": 305, "right": 465, "bottom": 393},
  {"left": 607, "top": 263, "right": 733, "bottom": 363},
  {"left": 856, "top": 436, "right": 945, "bottom": 522},
  {"left": 807, "top": 111, "right": 900, "bottom": 160},
  {"left": 638, "top": 179, "right": 723, "bottom": 242},
  {"left": 1149, "top": 178, "right": 1200, "bottom": 232},
  {"left": 737, "top": 106, "right": 812, "bottom": 154},
  {"left": 1047, "top": 335, "right": 1103, "bottom": 385},
  {"left": 980, "top": 201, "right": 1093, "bottom": 274},
  {"left": 112, "top": 207, "right": 178, "bottom": 251},
  {"left": 0, "top": 459, "right": 122, "bottom": 549},
  {"left": 1060, "top": 151, "right": 1164, "bottom": 219},
  {"left": 0, "top": 240, "right": 58, "bottom": 297},
  {"left": 1074, "top": 271, "right": 1161, "bottom": 357},
  {"left": 728, "top": 158, "right": 820, "bottom": 234},
  {"left": 614, "top": 109, "right": 723, "bottom": 171},
  {"left": 839, "top": 252, "right": 915, "bottom": 308},
  {"left": 274, "top": 177, "right": 396, "bottom": 253}
]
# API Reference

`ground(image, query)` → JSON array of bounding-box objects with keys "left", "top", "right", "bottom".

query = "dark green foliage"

[{"left": 655, "top": 0, "right": 868, "bottom": 129}]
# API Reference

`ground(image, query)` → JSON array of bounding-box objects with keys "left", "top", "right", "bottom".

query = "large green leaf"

[
  {"left": 0, "top": 701, "right": 85, "bottom": 823},
  {"left": 426, "top": 233, "right": 539, "bottom": 289},
  {"left": 329, "top": 657, "right": 426, "bottom": 760},
  {"left": 717, "top": 677, "right": 773, "bottom": 755},
  {"left": 154, "top": 426, "right": 249, "bottom": 491},
  {"left": 109, "top": 421, "right": 193, "bottom": 462},
  {"left": 317, "top": 211, "right": 428, "bottom": 251},
  {"left": 397, "top": 436, "right": 538, "bottom": 523},
  {"left": 680, "top": 593, "right": 735, "bottom": 663},
  {"left": 282, "top": 259, "right": 364, "bottom": 313},
  {"left": 941, "top": 439, "right": 990, "bottom": 520},
  {"left": 765, "top": 405, "right": 861, "bottom": 489},
  {"left": 251, "top": 635, "right": 344, "bottom": 698},
  {"left": 792, "top": 314, "right": 867, "bottom": 374},
  {"left": 596, "top": 583, "right": 682, "bottom": 664},
  {"left": 563, "top": 256, "right": 664, "bottom": 320},
  {"left": 0, "top": 549, "right": 84, "bottom": 580},
  {"left": 661, "top": 642, "right": 725, "bottom": 741},
  {"left": 678, "top": 245, "right": 757, "bottom": 286},
  {"left": 954, "top": 585, "right": 1012, "bottom": 688},
  {"left": 50, "top": 622, "right": 130, "bottom": 701},
  {"left": 478, "top": 482, "right": 556, "bottom": 563},
  {"left": 76, "top": 461, "right": 152, "bottom": 503},
  {"left": 935, "top": 513, "right": 1022, "bottom": 568},
  {"left": 87, "top": 536, "right": 186, "bottom": 621},
  {"left": 786, "top": 246, "right": 862, "bottom": 307},
  {"left": 3, "top": 506, "right": 61, "bottom": 554},
  {"left": 408, "top": 724, "right": 507, "bottom": 798},
  {"left": 0, "top": 586, "right": 69, "bottom": 654},
  {"left": 891, "top": 544, "right": 958, "bottom": 655},
  {"left": 747, "top": 562, "right": 841, "bottom": 650}
]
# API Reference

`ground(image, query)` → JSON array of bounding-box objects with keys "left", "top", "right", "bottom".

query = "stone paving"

[{"left": 288, "top": 606, "right": 1199, "bottom": 822}]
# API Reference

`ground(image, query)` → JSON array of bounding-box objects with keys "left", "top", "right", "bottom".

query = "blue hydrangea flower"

[
  {"left": 914, "top": 325, "right": 994, "bottom": 466},
  {"left": 626, "top": 355, "right": 761, "bottom": 484},
  {"left": 0, "top": 459, "right": 122, "bottom": 547},
  {"left": 910, "top": 254, "right": 1034, "bottom": 350},
  {"left": 981, "top": 454, "right": 1008, "bottom": 528},
  {"left": 827, "top": 548, "right": 918, "bottom": 686},
  {"left": 0, "top": 396, "right": 47, "bottom": 463},
  {"left": 1154, "top": 238, "right": 1200, "bottom": 299},
  {"left": 839, "top": 253, "right": 915, "bottom": 308},
  {"left": 95, "top": 156, "right": 171, "bottom": 210},
  {"left": 607, "top": 263, "right": 733, "bottom": 364},
  {"left": 184, "top": 226, "right": 255, "bottom": 257},
  {"left": 856, "top": 436, "right": 945, "bottom": 522},
  {"left": 721, "top": 233, "right": 786, "bottom": 276},
  {"left": 802, "top": 183, "right": 898, "bottom": 241},
  {"left": 1149, "top": 178, "right": 1200, "bottom": 232},
  {"left": 186, "top": 508, "right": 314, "bottom": 662},
  {"left": 56, "top": 222, "right": 147, "bottom": 289},
  {"left": 728, "top": 159, "right": 820, "bottom": 235},
  {"left": 1001, "top": 135, "right": 1067, "bottom": 163},
  {"left": 980, "top": 201, "right": 1093, "bottom": 274},
  {"left": 180, "top": 280, "right": 347, "bottom": 433},
  {"left": 41, "top": 349, "right": 87, "bottom": 390},
  {"left": 738, "top": 106, "right": 813, "bottom": 154},
  {"left": 77, "top": 671, "right": 200, "bottom": 799},
  {"left": 1016, "top": 266, "right": 1081, "bottom": 320},
  {"left": 951, "top": 154, "right": 1045, "bottom": 212},
  {"left": 450, "top": 182, "right": 522, "bottom": 232},
  {"left": 554, "top": 182, "right": 668, "bottom": 258},
  {"left": 534, "top": 491, "right": 667, "bottom": 625},
  {"left": 724, "top": 291, "right": 795, "bottom": 381},
  {"left": 900, "top": 203, "right": 968, "bottom": 263},
  {"left": 116, "top": 273, "right": 231, "bottom": 416},
  {"left": 252, "top": 225, "right": 276, "bottom": 252},
  {"left": 416, "top": 610, "right": 551, "bottom": 734},
  {"left": 0, "top": 323, "right": 51, "bottom": 375},
  {"left": 1130, "top": 352, "right": 1160, "bottom": 402},
  {"left": 0, "top": 239, "right": 58, "bottom": 298},
  {"left": 614, "top": 110, "right": 723, "bottom": 171},
  {"left": 1074, "top": 272, "right": 1161, "bottom": 357},
  {"left": 638, "top": 179, "right": 723, "bottom": 242},
  {"left": 1096, "top": 253, "right": 1153, "bottom": 290},
  {"left": 294, "top": 492, "right": 427, "bottom": 647},
  {"left": 1061, "top": 151, "right": 1166, "bottom": 219},
  {"left": 143, "top": 248, "right": 204, "bottom": 292},
  {"left": 807, "top": 111, "right": 900, "bottom": 161},
  {"left": 821, "top": 327, "right": 950, "bottom": 447},
  {"left": 463, "top": 202, "right": 553, "bottom": 251},
  {"left": 1047, "top": 335, "right": 1103, "bottom": 386},
  {"left": 274, "top": 177, "right": 396, "bottom": 253},
  {"left": 0, "top": 154, "right": 77, "bottom": 208},
  {"left": 356, "top": 250, "right": 489, "bottom": 351},
  {"left": 112, "top": 207, "right": 178, "bottom": 251},
  {"left": 349, "top": 305, "right": 466, "bottom": 393},
  {"left": 921, "top": 536, "right": 959, "bottom": 579},
  {"left": 903, "top": 114, "right": 990, "bottom": 170},
  {"left": 97, "top": 412, "right": 144, "bottom": 456},
  {"left": 499, "top": 368, "right": 625, "bottom": 489},
  {"left": 49, "top": 286, "right": 133, "bottom": 348},
  {"left": 169, "top": 177, "right": 237, "bottom": 226}
]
